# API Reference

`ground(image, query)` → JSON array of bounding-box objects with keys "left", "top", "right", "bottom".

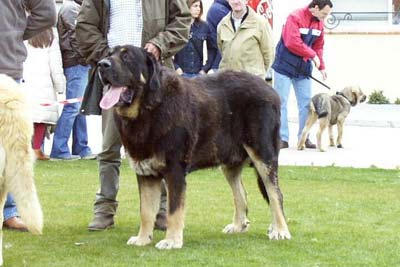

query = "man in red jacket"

[{"left": 272, "top": 0, "right": 332, "bottom": 149}]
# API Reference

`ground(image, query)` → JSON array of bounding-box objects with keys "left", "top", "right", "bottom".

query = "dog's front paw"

[
  {"left": 126, "top": 235, "right": 152, "bottom": 246},
  {"left": 318, "top": 147, "right": 327, "bottom": 152},
  {"left": 222, "top": 220, "right": 250, "bottom": 234},
  {"left": 268, "top": 224, "right": 291, "bottom": 240},
  {"left": 337, "top": 144, "right": 343, "bottom": 148},
  {"left": 155, "top": 239, "right": 183, "bottom": 249},
  {"left": 297, "top": 145, "right": 305, "bottom": 151}
]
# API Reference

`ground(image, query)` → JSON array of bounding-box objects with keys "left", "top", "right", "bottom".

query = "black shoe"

[
  {"left": 280, "top": 140, "right": 289, "bottom": 149},
  {"left": 88, "top": 214, "right": 114, "bottom": 231},
  {"left": 154, "top": 213, "right": 167, "bottom": 231},
  {"left": 305, "top": 139, "right": 316, "bottom": 149}
]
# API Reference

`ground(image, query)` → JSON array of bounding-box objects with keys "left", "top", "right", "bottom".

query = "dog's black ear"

[{"left": 144, "top": 52, "right": 163, "bottom": 109}]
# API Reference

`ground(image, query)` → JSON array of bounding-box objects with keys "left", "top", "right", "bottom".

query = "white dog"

[{"left": 0, "top": 74, "right": 43, "bottom": 266}]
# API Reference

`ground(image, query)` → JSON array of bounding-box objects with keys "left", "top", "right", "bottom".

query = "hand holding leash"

[{"left": 312, "top": 55, "right": 321, "bottom": 69}]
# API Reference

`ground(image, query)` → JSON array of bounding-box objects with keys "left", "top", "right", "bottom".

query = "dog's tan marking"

[
  {"left": 221, "top": 165, "right": 250, "bottom": 234},
  {"left": 140, "top": 73, "right": 147, "bottom": 84},
  {"left": 127, "top": 154, "right": 166, "bottom": 176},
  {"left": 116, "top": 97, "right": 141, "bottom": 119},
  {"left": 156, "top": 204, "right": 185, "bottom": 249},
  {"left": 127, "top": 177, "right": 161, "bottom": 246},
  {"left": 243, "top": 145, "right": 291, "bottom": 240}
]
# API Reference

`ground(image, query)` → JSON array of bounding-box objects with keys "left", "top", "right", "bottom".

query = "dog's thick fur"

[
  {"left": 0, "top": 74, "right": 43, "bottom": 266},
  {"left": 98, "top": 45, "right": 291, "bottom": 249},
  {"left": 298, "top": 86, "right": 366, "bottom": 152}
]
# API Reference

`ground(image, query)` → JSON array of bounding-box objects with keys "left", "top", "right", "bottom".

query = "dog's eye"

[{"left": 121, "top": 53, "right": 130, "bottom": 61}]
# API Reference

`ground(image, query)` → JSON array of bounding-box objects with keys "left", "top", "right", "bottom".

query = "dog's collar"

[{"left": 336, "top": 91, "right": 353, "bottom": 105}]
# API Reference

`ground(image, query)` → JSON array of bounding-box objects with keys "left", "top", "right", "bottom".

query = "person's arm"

[
  {"left": 312, "top": 29, "right": 325, "bottom": 70},
  {"left": 75, "top": 0, "right": 109, "bottom": 65},
  {"left": 147, "top": 0, "right": 191, "bottom": 60},
  {"left": 49, "top": 30, "right": 66, "bottom": 94},
  {"left": 23, "top": 0, "right": 56, "bottom": 40},
  {"left": 281, "top": 14, "right": 316, "bottom": 61},
  {"left": 259, "top": 19, "right": 275, "bottom": 71},
  {"left": 202, "top": 24, "right": 217, "bottom": 73}
]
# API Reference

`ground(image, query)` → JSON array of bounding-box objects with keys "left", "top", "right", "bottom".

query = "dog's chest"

[{"left": 126, "top": 153, "right": 166, "bottom": 176}]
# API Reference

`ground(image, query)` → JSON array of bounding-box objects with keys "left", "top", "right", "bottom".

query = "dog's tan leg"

[
  {"left": 336, "top": 120, "right": 345, "bottom": 148},
  {"left": 328, "top": 125, "right": 335, "bottom": 146},
  {"left": 221, "top": 164, "right": 250, "bottom": 234},
  {"left": 155, "top": 179, "right": 185, "bottom": 249},
  {"left": 317, "top": 118, "right": 329, "bottom": 152},
  {"left": 0, "top": 190, "right": 7, "bottom": 266},
  {"left": 127, "top": 175, "right": 161, "bottom": 247},
  {"left": 298, "top": 113, "right": 318, "bottom": 150},
  {"left": 156, "top": 202, "right": 185, "bottom": 249},
  {"left": 243, "top": 145, "right": 291, "bottom": 240}
]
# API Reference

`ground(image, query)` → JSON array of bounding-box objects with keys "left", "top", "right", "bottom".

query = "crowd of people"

[{"left": 0, "top": 0, "right": 332, "bottom": 234}]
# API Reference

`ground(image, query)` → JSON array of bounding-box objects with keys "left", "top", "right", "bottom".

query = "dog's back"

[{"left": 311, "top": 93, "right": 331, "bottom": 118}]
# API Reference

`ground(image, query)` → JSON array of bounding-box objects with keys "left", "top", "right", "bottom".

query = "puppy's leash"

[{"left": 282, "top": 59, "right": 331, "bottom": 90}]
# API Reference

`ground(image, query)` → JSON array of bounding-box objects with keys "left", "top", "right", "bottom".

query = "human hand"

[
  {"left": 199, "top": 70, "right": 206, "bottom": 75},
  {"left": 176, "top": 68, "right": 183, "bottom": 75},
  {"left": 312, "top": 56, "right": 321, "bottom": 69},
  {"left": 320, "top": 69, "right": 327, "bottom": 80},
  {"left": 144, "top": 43, "right": 160, "bottom": 60}
]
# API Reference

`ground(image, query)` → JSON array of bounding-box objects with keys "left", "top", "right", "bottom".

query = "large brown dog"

[
  {"left": 298, "top": 86, "right": 366, "bottom": 152},
  {"left": 98, "top": 45, "right": 291, "bottom": 249},
  {"left": 0, "top": 74, "right": 43, "bottom": 266}
]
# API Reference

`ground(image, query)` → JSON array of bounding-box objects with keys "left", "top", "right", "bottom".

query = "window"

[{"left": 325, "top": 0, "right": 400, "bottom": 32}]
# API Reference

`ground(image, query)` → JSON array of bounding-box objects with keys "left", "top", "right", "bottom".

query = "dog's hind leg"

[
  {"left": 328, "top": 125, "right": 335, "bottom": 146},
  {"left": 317, "top": 118, "right": 329, "bottom": 152},
  {"left": 298, "top": 113, "right": 318, "bottom": 150},
  {"left": 221, "top": 163, "right": 250, "bottom": 234},
  {"left": 243, "top": 145, "right": 291, "bottom": 240},
  {"left": 127, "top": 175, "right": 161, "bottom": 247}
]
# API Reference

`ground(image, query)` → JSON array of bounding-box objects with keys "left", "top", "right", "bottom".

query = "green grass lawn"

[{"left": 4, "top": 160, "right": 400, "bottom": 267}]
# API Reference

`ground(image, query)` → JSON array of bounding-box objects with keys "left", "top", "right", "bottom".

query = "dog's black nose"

[{"left": 98, "top": 58, "right": 112, "bottom": 69}]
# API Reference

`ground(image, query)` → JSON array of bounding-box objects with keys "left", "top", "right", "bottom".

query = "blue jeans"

[
  {"left": 4, "top": 194, "right": 18, "bottom": 221},
  {"left": 182, "top": 72, "right": 200, "bottom": 78},
  {"left": 273, "top": 71, "right": 312, "bottom": 142},
  {"left": 50, "top": 65, "right": 92, "bottom": 158}
]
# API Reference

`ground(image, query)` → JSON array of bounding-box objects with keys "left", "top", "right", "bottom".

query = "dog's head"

[
  {"left": 98, "top": 45, "right": 162, "bottom": 118},
  {"left": 339, "top": 86, "right": 366, "bottom": 106}
]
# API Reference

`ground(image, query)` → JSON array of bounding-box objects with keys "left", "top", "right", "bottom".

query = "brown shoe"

[
  {"left": 88, "top": 213, "right": 114, "bottom": 231},
  {"left": 154, "top": 213, "right": 167, "bottom": 231},
  {"left": 34, "top": 149, "right": 50, "bottom": 161},
  {"left": 3, "top": 217, "right": 28, "bottom": 232},
  {"left": 305, "top": 139, "right": 316, "bottom": 149},
  {"left": 280, "top": 140, "right": 289, "bottom": 149}
]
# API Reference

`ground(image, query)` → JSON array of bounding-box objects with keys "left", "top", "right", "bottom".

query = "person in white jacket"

[{"left": 23, "top": 27, "right": 66, "bottom": 160}]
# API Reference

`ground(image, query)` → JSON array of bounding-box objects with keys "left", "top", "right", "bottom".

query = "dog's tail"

[
  {"left": 312, "top": 94, "right": 329, "bottom": 118},
  {"left": 1, "top": 76, "right": 43, "bottom": 235},
  {"left": 5, "top": 129, "right": 43, "bottom": 235}
]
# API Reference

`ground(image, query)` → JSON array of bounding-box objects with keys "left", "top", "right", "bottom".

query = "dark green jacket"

[{"left": 76, "top": 0, "right": 190, "bottom": 115}]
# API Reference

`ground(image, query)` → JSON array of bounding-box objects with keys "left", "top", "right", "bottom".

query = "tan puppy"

[
  {"left": 0, "top": 74, "right": 43, "bottom": 266},
  {"left": 298, "top": 86, "right": 366, "bottom": 152}
]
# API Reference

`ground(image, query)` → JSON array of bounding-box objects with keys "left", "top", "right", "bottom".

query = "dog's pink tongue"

[{"left": 99, "top": 86, "right": 125, "bottom": 110}]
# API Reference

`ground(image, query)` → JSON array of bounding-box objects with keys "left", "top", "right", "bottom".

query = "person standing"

[
  {"left": 75, "top": 0, "right": 190, "bottom": 231},
  {"left": 217, "top": 0, "right": 274, "bottom": 79},
  {"left": 0, "top": 0, "right": 56, "bottom": 231},
  {"left": 174, "top": 0, "right": 214, "bottom": 78},
  {"left": 205, "top": 0, "right": 232, "bottom": 72},
  {"left": 23, "top": 28, "right": 66, "bottom": 161},
  {"left": 50, "top": 0, "right": 95, "bottom": 161},
  {"left": 272, "top": 0, "right": 332, "bottom": 149}
]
